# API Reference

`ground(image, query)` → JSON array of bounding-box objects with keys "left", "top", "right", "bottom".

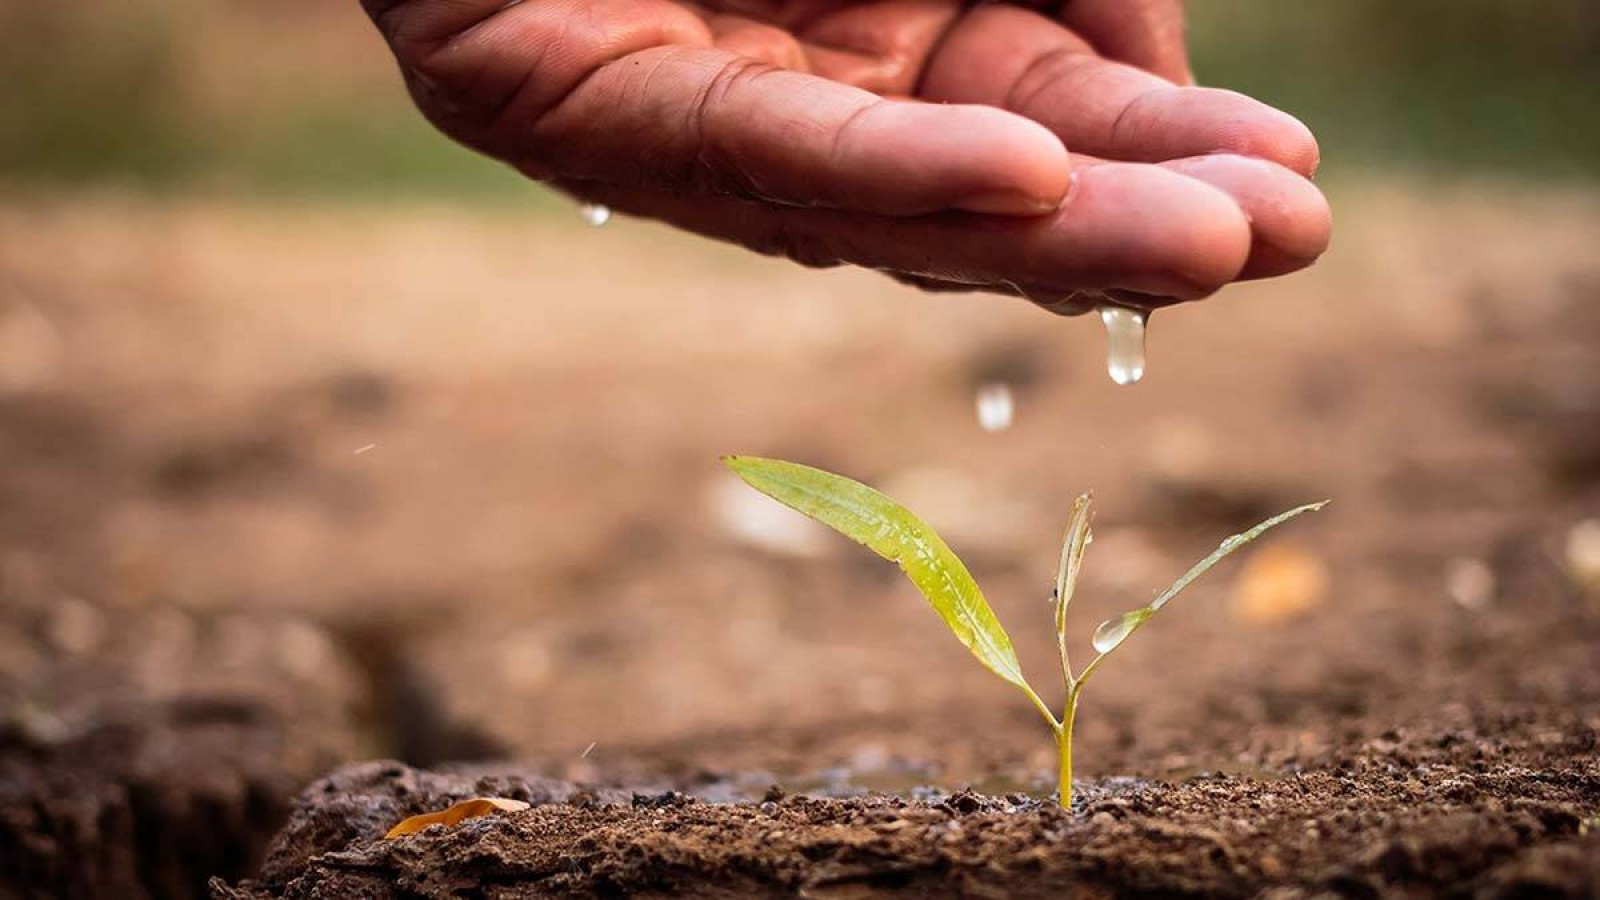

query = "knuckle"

[
  {"left": 1004, "top": 46, "right": 1096, "bottom": 114},
  {"left": 686, "top": 57, "right": 776, "bottom": 199}
]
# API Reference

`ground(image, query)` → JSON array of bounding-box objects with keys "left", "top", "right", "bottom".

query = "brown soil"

[
  {"left": 1, "top": 188, "right": 1598, "bottom": 897},
  {"left": 217, "top": 734, "right": 1600, "bottom": 899}
]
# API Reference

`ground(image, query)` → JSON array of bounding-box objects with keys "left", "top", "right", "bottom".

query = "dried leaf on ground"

[{"left": 384, "top": 797, "right": 531, "bottom": 839}]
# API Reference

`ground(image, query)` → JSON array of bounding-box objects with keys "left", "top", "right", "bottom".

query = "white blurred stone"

[
  {"left": 277, "top": 617, "right": 339, "bottom": 681},
  {"left": 876, "top": 466, "right": 1036, "bottom": 549},
  {"left": 46, "top": 598, "right": 106, "bottom": 656},
  {"left": 975, "top": 382, "right": 1014, "bottom": 432},
  {"left": 577, "top": 203, "right": 611, "bottom": 227},
  {"left": 1443, "top": 557, "right": 1495, "bottom": 610},
  {"left": 1565, "top": 519, "right": 1600, "bottom": 597}
]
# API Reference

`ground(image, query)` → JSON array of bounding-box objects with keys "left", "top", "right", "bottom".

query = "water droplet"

[
  {"left": 1098, "top": 305, "right": 1148, "bottom": 386},
  {"left": 578, "top": 203, "right": 611, "bottom": 227},
  {"left": 975, "top": 381, "right": 1015, "bottom": 432},
  {"left": 1091, "top": 609, "right": 1151, "bottom": 653}
]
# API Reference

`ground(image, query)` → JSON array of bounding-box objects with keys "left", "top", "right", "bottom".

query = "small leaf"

[
  {"left": 384, "top": 797, "right": 530, "bottom": 839},
  {"left": 1148, "top": 501, "right": 1329, "bottom": 612},
  {"left": 1075, "top": 501, "right": 1328, "bottom": 686},
  {"left": 1053, "top": 493, "right": 1093, "bottom": 618},
  {"left": 725, "top": 456, "right": 1029, "bottom": 690}
]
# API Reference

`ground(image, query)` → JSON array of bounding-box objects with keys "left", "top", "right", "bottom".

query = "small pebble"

[
  {"left": 1565, "top": 519, "right": 1600, "bottom": 596},
  {"left": 1444, "top": 557, "right": 1495, "bottom": 609}
]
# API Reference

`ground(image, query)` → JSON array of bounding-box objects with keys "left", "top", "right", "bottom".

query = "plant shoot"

[{"left": 724, "top": 455, "right": 1326, "bottom": 809}]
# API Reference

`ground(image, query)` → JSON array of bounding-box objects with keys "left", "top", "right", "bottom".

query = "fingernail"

[{"left": 954, "top": 190, "right": 1062, "bottom": 216}]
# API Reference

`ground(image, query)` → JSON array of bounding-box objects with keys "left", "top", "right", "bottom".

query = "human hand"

[{"left": 361, "top": 0, "right": 1330, "bottom": 311}]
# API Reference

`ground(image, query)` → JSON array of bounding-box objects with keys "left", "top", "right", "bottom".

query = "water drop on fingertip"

[
  {"left": 975, "top": 381, "right": 1015, "bottom": 432},
  {"left": 578, "top": 203, "right": 611, "bottom": 227},
  {"left": 1098, "top": 305, "right": 1148, "bottom": 386}
]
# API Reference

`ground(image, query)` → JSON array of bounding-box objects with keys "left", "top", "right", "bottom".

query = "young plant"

[{"left": 723, "top": 455, "right": 1326, "bottom": 809}]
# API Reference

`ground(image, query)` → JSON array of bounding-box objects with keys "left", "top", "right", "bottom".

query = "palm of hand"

[{"left": 366, "top": 0, "right": 1329, "bottom": 307}]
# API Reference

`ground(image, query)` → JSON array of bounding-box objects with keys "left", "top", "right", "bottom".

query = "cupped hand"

[{"left": 361, "top": 0, "right": 1330, "bottom": 311}]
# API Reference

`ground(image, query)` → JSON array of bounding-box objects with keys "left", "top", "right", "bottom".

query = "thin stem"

[
  {"left": 1056, "top": 612, "right": 1073, "bottom": 700},
  {"left": 1075, "top": 649, "right": 1112, "bottom": 689},
  {"left": 1021, "top": 682, "right": 1062, "bottom": 733},
  {"left": 1058, "top": 688, "right": 1079, "bottom": 809}
]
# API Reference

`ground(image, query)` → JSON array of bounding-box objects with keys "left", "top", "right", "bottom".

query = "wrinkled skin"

[{"left": 361, "top": 0, "right": 1331, "bottom": 312}]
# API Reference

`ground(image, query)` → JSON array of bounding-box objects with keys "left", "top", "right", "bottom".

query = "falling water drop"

[
  {"left": 975, "top": 381, "right": 1015, "bottom": 432},
  {"left": 577, "top": 203, "right": 612, "bottom": 227},
  {"left": 1090, "top": 609, "right": 1152, "bottom": 653},
  {"left": 1098, "top": 305, "right": 1149, "bottom": 386}
]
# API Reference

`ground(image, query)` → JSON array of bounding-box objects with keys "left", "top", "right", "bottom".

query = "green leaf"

[
  {"left": 724, "top": 456, "right": 1029, "bottom": 691},
  {"left": 1073, "top": 499, "right": 1329, "bottom": 688},
  {"left": 1146, "top": 500, "right": 1329, "bottom": 612}
]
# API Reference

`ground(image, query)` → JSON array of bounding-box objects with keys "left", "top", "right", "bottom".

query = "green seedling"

[{"left": 723, "top": 455, "right": 1326, "bottom": 809}]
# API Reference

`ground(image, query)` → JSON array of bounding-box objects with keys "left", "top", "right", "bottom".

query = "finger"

[
  {"left": 1058, "top": 0, "right": 1192, "bottom": 85},
  {"left": 1156, "top": 155, "right": 1331, "bottom": 279},
  {"left": 709, "top": 15, "right": 811, "bottom": 71},
  {"left": 531, "top": 46, "right": 1072, "bottom": 216},
  {"left": 1071, "top": 152, "right": 1332, "bottom": 279},
  {"left": 375, "top": 0, "right": 1072, "bottom": 217},
  {"left": 793, "top": 0, "right": 965, "bottom": 94},
  {"left": 368, "top": 0, "right": 716, "bottom": 137},
  {"left": 560, "top": 160, "right": 1251, "bottom": 302},
  {"left": 361, "top": 0, "right": 505, "bottom": 50},
  {"left": 923, "top": 4, "right": 1319, "bottom": 177}
]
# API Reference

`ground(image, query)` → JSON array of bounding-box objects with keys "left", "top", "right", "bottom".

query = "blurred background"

[
  {"left": 2, "top": 1, "right": 1599, "bottom": 895},
  {"left": 5, "top": 0, "right": 1599, "bottom": 193}
]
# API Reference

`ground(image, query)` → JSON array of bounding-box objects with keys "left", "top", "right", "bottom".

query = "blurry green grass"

[
  {"left": 3, "top": 0, "right": 1596, "bottom": 200},
  {"left": 1190, "top": 0, "right": 1600, "bottom": 181}
]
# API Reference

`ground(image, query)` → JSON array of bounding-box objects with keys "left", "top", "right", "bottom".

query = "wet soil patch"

[{"left": 220, "top": 723, "right": 1600, "bottom": 899}]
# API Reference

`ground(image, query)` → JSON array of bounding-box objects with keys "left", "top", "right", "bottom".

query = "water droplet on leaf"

[
  {"left": 1091, "top": 609, "right": 1151, "bottom": 653},
  {"left": 1098, "top": 305, "right": 1148, "bottom": 386}
]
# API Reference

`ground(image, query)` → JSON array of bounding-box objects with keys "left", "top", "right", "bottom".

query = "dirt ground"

[{"left": 1, "top": 182, "right": 1598, "bottom": 897}]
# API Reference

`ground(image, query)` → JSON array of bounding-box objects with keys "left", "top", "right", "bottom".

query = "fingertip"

[
  {"left": 1162, "top": 154, "right": 1332, "bottom": 270},
  {"left": 924, "top": 105, "right": 1071, "bottom": 215},
  {"left": 1071, "top": 164, "right": 1251, "bottom": 298},
  {"left": 1211, "top": 93, "right": 1322, "bottom": 178},
  {"left": 1130, "top": 87, "right": 1322, "bottom": 178},
  {"left": 1238, "top": 242, "right": 1324, "bottom": 281}
]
